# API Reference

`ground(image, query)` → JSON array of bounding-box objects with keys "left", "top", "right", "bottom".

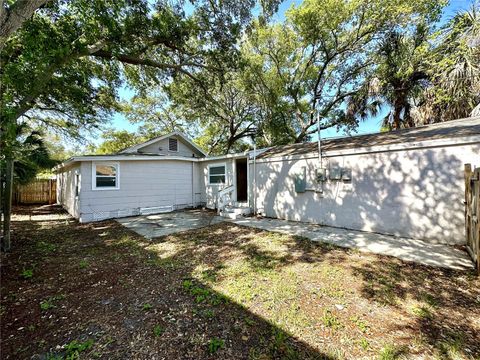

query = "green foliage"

[
  {"left": 207, "top": 337, "right": 225, "bottom": 354},
  {"left": 142, "top": 303, "right": 153, "bottom": 311},
  {"left": 20, "top": 268, "right": 33, "bottom": 279},
  {"left": 79, "top": 260, "right": 89, "bottom": 269},
  {"left": 378, "top": 344, "right": 406, "bottom": 360},
  {"left": 153, "top": 324, "right": 164, "bottom": 337},
  {"left": 321, "top": 309, "right": 342, "bottom": 330},
  {"left": 40, "top": 294, "right": 65, "bottom": 311},
  {"left": 64, "top": 339, "right": 94, "bottom": 359},
  {"left": 36, "top": 241, "right": 56, "bottom": 254},
  {"left": 91, "top": 129, "right": 145, "bottom": 154}
]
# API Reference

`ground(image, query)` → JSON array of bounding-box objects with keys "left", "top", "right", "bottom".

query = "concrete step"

[{"left": 220, "top": 206, "right": 252, "bottom": 219}]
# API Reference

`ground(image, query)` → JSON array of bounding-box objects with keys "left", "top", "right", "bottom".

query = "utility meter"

[
  {"left": 342, "top": 168, "right": 352, "bottom": 181},
  {"left": 316, "top": 168, "right": 327, "bottom": 182}
]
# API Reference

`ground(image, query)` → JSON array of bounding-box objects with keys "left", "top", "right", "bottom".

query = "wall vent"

[{"left": 140, "top": 206, "right": 174, "bottom": 215}]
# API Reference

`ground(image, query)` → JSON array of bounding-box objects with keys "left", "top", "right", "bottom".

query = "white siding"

[
  {"left": 56, "top": 165, "right": 80, "bottom": 218},
  {"left": 199, "top": 159, "right": 235, "bottom": 209},
  {"left": 138, "top": 136, "right": 204, "bottom": 158},
  {"left": 251, "top": 143, "right": 480, "bottom": 245},
  {"left": 78, "top": 160, "right": 199, "bottom": 222}
]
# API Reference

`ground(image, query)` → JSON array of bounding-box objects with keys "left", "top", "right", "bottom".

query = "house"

[{"left": 56, "top": 117, "right": 480, "bottom": 245}]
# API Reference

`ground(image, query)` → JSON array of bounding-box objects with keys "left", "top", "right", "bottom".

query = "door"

[{"left": 236, "top": 158, "right": 248, "bottom": 202}]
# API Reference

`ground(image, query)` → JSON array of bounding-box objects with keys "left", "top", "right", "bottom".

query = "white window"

[
  {"left": 168, "top": 137, "right": 178, "bottom": 152},
  {"left": 75, "top": 172, "right": 80, "bottom": 197},
  {"left": 208, "top": 164, "right": 226, "bottom": 185},
  {"left": 92, "top": 162, "right": 120, "bottom": 190}
]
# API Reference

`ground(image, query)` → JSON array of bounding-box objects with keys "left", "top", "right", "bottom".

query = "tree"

[
  {"left": 243, "top": 0, "right": 444, "bottom": 142},
  {"left": 167, "top": 74, "right": 260, "bottom": 154},
  {"left": 0, "top": 123, "right": 55, "bottom": 251},
  {"left": 417, "top": 3, "right": 480, "bottom": 123},
  {"left": 92, "top": 129, "right": 145, "bottom": 155},
  {"left": 0, "top": 0, "right": 279, "bottom": 250},
  {"left": 358, "top": 24, "right": 432, "bottom": 130},
  {"left": 122, "top": 92, "right": 192, "bottom": 138}
]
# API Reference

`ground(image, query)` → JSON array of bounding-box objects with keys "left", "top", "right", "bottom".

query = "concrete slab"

[
  {"left": 117, "top": 209, "right": 223, "bottom": 239},
  {"left": 229, "top": 217, "right": 474, "bottom": 271}
]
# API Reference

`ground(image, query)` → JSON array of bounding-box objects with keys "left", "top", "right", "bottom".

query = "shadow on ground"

[{"left": 1, "top": 205, "right": 479, "bottom": 359}]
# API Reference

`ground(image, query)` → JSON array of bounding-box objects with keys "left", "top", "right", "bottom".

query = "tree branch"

[{"left": 0, "top": 0, "right": 50, "bottom": 50}]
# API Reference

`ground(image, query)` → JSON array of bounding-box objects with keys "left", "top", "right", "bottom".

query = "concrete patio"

[
  {"left": 117, "top": 210, "right": 473, "bottom": 271},
  {"left": 116, "top": 209, "right": 223, "bottom": 239},
  {"left": 229, "top": 217, "right": 474, "bottom": 271}
]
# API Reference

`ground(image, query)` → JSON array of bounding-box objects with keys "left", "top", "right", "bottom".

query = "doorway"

[{"left": 236, "top": 158, "right": 248, "bottom": 202}]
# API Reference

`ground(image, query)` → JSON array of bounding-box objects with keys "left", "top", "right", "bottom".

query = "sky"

[{"left": 106, "top": 0, "right": 474, "bottom": 144}]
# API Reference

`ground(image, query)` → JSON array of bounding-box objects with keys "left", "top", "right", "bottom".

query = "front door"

[{"left": 236, "top": 158, "right": 248, "bottom": 202}]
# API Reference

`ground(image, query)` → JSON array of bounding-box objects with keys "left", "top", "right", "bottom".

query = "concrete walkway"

[
  {"left": 117, "top": 209, "right": 223, "bottom": 239},
  {"left": 229, "top": 217, "right": 473, "bottom": 270}
]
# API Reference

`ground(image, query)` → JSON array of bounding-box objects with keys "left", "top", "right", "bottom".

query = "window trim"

[
  {"left": 208, "top": 163, "right": 226, "bottom": 186},
  {"left": 92, "top": 162, "right": 120, "bottom": 191},
  {"left": 168, "top": 137, "right": 178, "bottom": 152},
  {"left": 74, "top": 171, "right": 80, "bottom": 197}
]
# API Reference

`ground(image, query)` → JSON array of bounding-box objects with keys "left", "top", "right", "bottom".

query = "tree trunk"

[
  {"left": 0, "top": 0, "right": 49, "bottom": 50},
  {"left": 2, "top": 158, "right": 13, "bottom": 252}
]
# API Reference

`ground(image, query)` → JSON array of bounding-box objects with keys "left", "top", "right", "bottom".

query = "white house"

[{"left": 56, "top": 117, "right": 480, "bottom": 245}]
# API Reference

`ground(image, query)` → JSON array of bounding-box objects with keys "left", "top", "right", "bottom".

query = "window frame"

[
  {"left": 92, "top": 162, "right": 120, "bottom": 191},
  {"left": 168, "top": 137, "right": 178, "bottom": 152},
  {"left": 74, "top": 171, "right": 80, "bottom": 197},
  {"left": 208, "top": 163, "right": 226, "bottom": 186}
]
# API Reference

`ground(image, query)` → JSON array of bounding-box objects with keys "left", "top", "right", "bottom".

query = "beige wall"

[{"left": 251, "top": 143, "right": 480, "bottom": 245}]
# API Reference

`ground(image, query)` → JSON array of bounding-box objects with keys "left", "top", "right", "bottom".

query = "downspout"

[
  {"left": 253, "top": 141, "right": 257, "bottom": 215},
  {"left": 317, "top": 112, "right": 324, "bottom": 193},
  {"left": 191, "top": 161, "right": 194, "bottom": 208}
]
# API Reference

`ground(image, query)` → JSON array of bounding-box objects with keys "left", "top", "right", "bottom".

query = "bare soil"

[{"left": 1, "top": 205, "right": 479, "bottom": 359}]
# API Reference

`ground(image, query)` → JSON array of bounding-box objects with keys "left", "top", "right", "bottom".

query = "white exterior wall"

[
  {"left": 78, "top": 160, "right": 199, "bottom": 222},
  {"left": 56, "top": 165, "right": 80, "bottom": 218},
  {"left": 251, "top": 142, "right": 480, "bottom": 245},
  {"left": 199, "top": 159, "right": 235, "bottom": 209}
]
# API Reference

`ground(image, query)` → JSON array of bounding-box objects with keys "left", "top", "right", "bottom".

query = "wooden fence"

[
  {"left": 14, "top": 179, "right": 56, "bottom": 205},
  {"left": 465, "top": 164, "right": 480, "bottom": 274}
]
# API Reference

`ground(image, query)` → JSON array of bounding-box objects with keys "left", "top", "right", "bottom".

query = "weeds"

[
  {"left": 321, "top": 309, "right": 342, "bottom": 330},
  {"left": 20, "top": 268, "right": 33, "bottom": 279},
  {"left": 142, "top": 303, "right": 153, "bottom": 311},
  {"left": 40, "top": 295, "right": 65, "bottom": 311},
  {"left": 207, "top": 338, "right": 224, "bottom": 354},
  {"left": 153, "top": 324, "right": 164, "bottom": 337}
]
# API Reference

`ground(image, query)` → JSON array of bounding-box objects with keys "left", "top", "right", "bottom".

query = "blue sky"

[{"left": 107, "top": 0, "right": 474, "bottom": 143}]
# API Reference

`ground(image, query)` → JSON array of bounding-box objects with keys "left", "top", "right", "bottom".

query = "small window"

[
  {"left": 92, "top": 162, "right": 119, "bottom": 190},
  {"left": 208, "top": 164, "right": 226, "bottom": 185},
  {"left": 169, "top": 138, "right": 178, "bottom": 152},
  {"left": 75, "top": 172, "right": 80, "bottom": 197}
]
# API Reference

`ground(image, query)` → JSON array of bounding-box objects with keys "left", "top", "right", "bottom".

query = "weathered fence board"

[
  {"left": 14, "top": 179, "right": 56, "bottom": 205},
  {"left": 465, "top": 164, "right": 480, "bottom": 274}
]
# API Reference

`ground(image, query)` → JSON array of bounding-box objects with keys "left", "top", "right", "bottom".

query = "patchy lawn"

[{"left": 1, "top": 206, "right": 479, "bottom": 359}]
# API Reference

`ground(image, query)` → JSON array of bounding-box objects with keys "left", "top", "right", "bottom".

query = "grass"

[{"left": 2, "top": 206, "right": 479, "bottom": 360}]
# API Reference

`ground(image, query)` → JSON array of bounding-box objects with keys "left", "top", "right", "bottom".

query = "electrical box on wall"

[
  {"left": 342, "top": 168, "right": 352, "bottom": 181},
  {"left": 316, "top": 168, "right": 327, "bottom": 182},
  {"left": 329, "top": 167, "right": 342, "bottom": 180},
  {"left": 294, "top": 167, "right": 306, "bottom": 193}
]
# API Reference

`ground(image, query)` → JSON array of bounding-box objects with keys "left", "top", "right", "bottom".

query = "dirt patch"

[{"left": 1, "top": 205, "right": 479, "bottom": 359}]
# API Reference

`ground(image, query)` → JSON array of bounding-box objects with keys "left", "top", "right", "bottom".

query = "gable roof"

[
  {"left": 257, "top": 116, "right": 480, "bottom": 159},
  {"left": 119, "top": 131, "right": 207, "bottom": 156}
]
